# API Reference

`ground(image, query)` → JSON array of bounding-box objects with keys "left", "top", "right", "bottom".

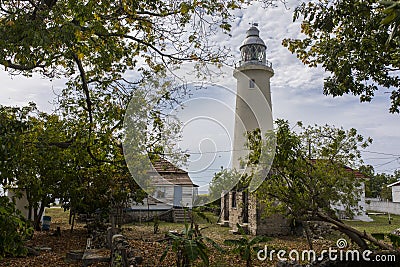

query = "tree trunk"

[
  {"left": 70, "top": 211, "right": 76, "bottom": 233},
  {"left": 69, "top": 208, "right": 73, "bottom": 224},
  {"left": 33, "top": 205, "right": 40, "bottom": 231},
  {"left": 303, "top": 221, "right": 313, "bottom": 250},
  {"left": 28, "top": 204, "right": 32, "bottom": 221},
  {"left": 33, "top": 201, "right": 46, "bottom": 231},
  {"left": 27, "top": 191, "right": 32, "bottom": 221},
  {"left": 337, "top": 227, "right": 368, "bottom": 250},
  {"left": 317, "top": 211, "right": 396, "bottom": 251}
]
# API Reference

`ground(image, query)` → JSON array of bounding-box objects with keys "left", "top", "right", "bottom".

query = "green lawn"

[{"left": 345, "top": 214, "right": 400, "bottom": 234}]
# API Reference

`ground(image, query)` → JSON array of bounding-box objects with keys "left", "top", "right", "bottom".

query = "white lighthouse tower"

[{"left": 231, "top": 24, "right": 274, "bottom": 172}]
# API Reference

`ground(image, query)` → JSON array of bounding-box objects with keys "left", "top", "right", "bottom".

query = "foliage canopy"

[{"left": 283, "top": 0, "right": 400, "bottom": 113}]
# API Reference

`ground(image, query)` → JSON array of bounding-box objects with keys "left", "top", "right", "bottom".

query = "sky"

[{"left": 1, "top": 1, "right": 399, "bottom": 194}]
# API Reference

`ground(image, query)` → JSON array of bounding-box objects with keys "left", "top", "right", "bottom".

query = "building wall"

[
  {"left": 124, "top": 209, "right": 173, "bottom": 223},
  {"left": 228, "top": 191, "right": 243, "bottom": 230},
  {"left": 180, "top": 186, "right": 193, "bottom": 207},
  {"left": 226, "top": 191, "right": 290, "bottom": 236},
  {"left": 331, "top": 182, "right": 372, "bottom": 221},
  {"left": 150, "top": 185, "right": 195, "bottom": 208},
  {"left": 250, "top": 194, "right": 291, "bottom": 236},
  {"left": 392, "top": 185, "right": 400, "bottom": 203},
  {"left": 7, "top": 189, "right": 30, "bottom": 219}
]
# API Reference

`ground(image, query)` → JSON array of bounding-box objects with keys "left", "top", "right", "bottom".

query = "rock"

[
  {"left": 26, "top": 246, "right": 40, "bottom": 256},
  {"left": 391, "top": 228, "right": 400, "bottom": 236},
  {"left": 65, "top": 250, "right": 84, "bottom": 262}
]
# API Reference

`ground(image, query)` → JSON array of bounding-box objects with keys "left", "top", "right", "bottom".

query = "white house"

[
  {"left": 331, "top": 166, "right": 372, "bottom": 222},
  {"left": 387, "top": 180, "right": 400, "bottom": 203},
  {"left": 127, "top": 158, "right": 198, "bottom": 222}
]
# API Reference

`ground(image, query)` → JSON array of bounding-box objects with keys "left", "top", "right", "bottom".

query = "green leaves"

[
  {"left": 0, "top": 0, "right": 240, "bottom": 82},
  {"left": 246, "top": 120, "right": 371, "bottom": 221},
  {"left": 285, "top": 0, "right": 400, "bottom": 113},
  {"left": 0, "top": 196, "right": 34, "bottom": 259},
  {"left": 224, "top": 224, "right": 270, "bottom": 267},
  {"left": 161, "top": 225, "right": 217, "bottom": 267}
]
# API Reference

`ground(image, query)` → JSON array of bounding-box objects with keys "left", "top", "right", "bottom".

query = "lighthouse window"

[{"left": 249, "top": 79, "right": 255, "bottom": 88}]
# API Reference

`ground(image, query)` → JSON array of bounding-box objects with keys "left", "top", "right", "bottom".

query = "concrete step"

[
  {"left": 172, "top": 209, "right": 191, "bottom": 223},
  {"left": 217, "top": 221, "right": 229, "bottom": 227}
]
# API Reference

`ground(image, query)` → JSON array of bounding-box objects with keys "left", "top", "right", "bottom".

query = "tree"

[
  {"left": 363, "top": 168, "right": 400, "bottom": 200},
  {"left": 247, "top": 120, "right": 396, "bottom": 251},
  {"left": 209, "top": 168, "right": 242, "bottom": 202},
  {"left": 283, "top": 0, "right": 400, "bottom": 113},
  {"left": 0, "top": 104, "right": 77, "bottom": 229},
  {"left": 0, "top": 0, "right": 281, "bottom": 112},
  {"left": 381, "top": 1, "right": 400, "bottom": 43},
  {"left": 0, "top": 102, "right": 147, "bottom": 230}
]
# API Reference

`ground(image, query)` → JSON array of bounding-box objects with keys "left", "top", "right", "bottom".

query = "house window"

[
  {"left": 249, "top": 79, "right": 255, "bottom": 89},
  {"left": 154, "top": 187, "right": 166, "bottom": 198},
  {"left": 231, "top": 191, "right": 237, "bottom": 208}
]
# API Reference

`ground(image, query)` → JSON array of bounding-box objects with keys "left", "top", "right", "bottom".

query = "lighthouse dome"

[
  {"left": 240, "top": 26, "right": 266, "bottom": 49},
  {"left": 239, "top": 25, "right": 267, "bottom": 65}
]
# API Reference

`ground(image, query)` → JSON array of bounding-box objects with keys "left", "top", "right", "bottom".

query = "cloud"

[{"left": 0, "top": 71, "right": 65, "bottom": 112}]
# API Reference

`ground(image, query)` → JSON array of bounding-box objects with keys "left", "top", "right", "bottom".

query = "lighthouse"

[{"left": 231, "top": 24, "right": 274, "bottom": 172}]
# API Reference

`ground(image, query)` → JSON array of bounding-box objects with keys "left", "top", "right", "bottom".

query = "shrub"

[{"left": 0, "top": 196, "right": 34, "bottom": 259}]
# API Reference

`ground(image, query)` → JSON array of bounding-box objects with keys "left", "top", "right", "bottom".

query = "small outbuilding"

[
  {"left": 387, "top": 180, "right": 400, "bottom": 203},
  {"left": 127, "top": 158, "right": 198, "bottom": 222}
]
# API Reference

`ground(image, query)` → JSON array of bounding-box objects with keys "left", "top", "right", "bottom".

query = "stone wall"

[
  {"left": 254, "top": 198, "right": 291, "bottom": 236},
  {"left": 111, "top": 234, "right": 142, "bottom": 267},
  {"left": 228, "top": 191, "right": 243, "bottom": 231},
  {"left": 227, "top": 191, "right": 291, "bottom": 236},
  {"left": 123, "top": 209, "right": 173, "bottom": 223},
  {"left": 248, "top": 193, "right": 258, "bottom": 235}
]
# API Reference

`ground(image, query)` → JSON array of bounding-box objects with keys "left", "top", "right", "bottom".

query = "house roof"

[
  {"left": 387, "top": 180, "right": 400, "bottom": 187},
  {"left": 151, "top": 157, "right": 188, "bottom": 174},
  {"left": 343, "top": 166, "right": 367, "bottom": 179},
  {"left": 149, "top": 157, "right": 198, "bottom": 187}
]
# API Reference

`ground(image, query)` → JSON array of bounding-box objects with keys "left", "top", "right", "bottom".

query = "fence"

[{"left": 365, "top": 198, "right": 400, "bottom": 215}]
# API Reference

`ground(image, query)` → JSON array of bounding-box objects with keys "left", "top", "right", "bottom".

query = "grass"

[
  {"left": 345, "top": 213, "right": 400, "bottom": 234},
  {"left": 44, "top": 207, "right": 71, "bottom": 225}
]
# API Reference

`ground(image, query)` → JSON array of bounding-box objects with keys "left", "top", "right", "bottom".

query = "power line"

[
  {"left": 158, "top": 148, "right": 400, "bottom": 158},
  {"left": 362, "top": 150, "right": 400, "bottom": 157},
  {"left": 374, "top": 158, "right": 400, "bottom": 168},
  {"left": 364, "top": 157, "right": 399, "bottom": 160},
  {"left": 375, "top": 166, "right": 400, "bottom": 173}
]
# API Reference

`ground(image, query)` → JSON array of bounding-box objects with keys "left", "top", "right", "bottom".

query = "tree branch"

[
  {"left": 317, "top": 211, "right": 396, "bottom": 251},
  {"left": 3, "top": 60, "right": 45, "bottom": 71}
]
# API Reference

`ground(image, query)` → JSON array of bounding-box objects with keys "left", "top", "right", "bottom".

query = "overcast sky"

[{"left": 1, "top": 1, "right": 399, "bottom": 193}]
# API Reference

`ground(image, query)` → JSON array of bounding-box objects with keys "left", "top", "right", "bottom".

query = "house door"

[{"left": 173, "top": 186, "right": 183, "bottom": 207}]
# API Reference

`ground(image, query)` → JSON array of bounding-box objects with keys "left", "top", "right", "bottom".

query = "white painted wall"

[
  {"left": 7, "top": 189, "right": 30, "bottom": 219},
  {"left": 232, "top": 64, "right": 274, "bottom": 170},
  {"left": 136, "top": 185, "right": 197, "bottom": 209},
  {"left": 365, "top": 198, "right": 400, "bottom": 215},
  {"left": 392, "top": 185, "right": 400, "bottom": 203},
  {"left": 331, "top": 182, "right": 372, "bottom": 222}
]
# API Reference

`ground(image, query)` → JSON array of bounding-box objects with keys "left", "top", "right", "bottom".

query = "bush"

[{"left": 0, "top": 196, "right": 34, "bottom": 259}]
